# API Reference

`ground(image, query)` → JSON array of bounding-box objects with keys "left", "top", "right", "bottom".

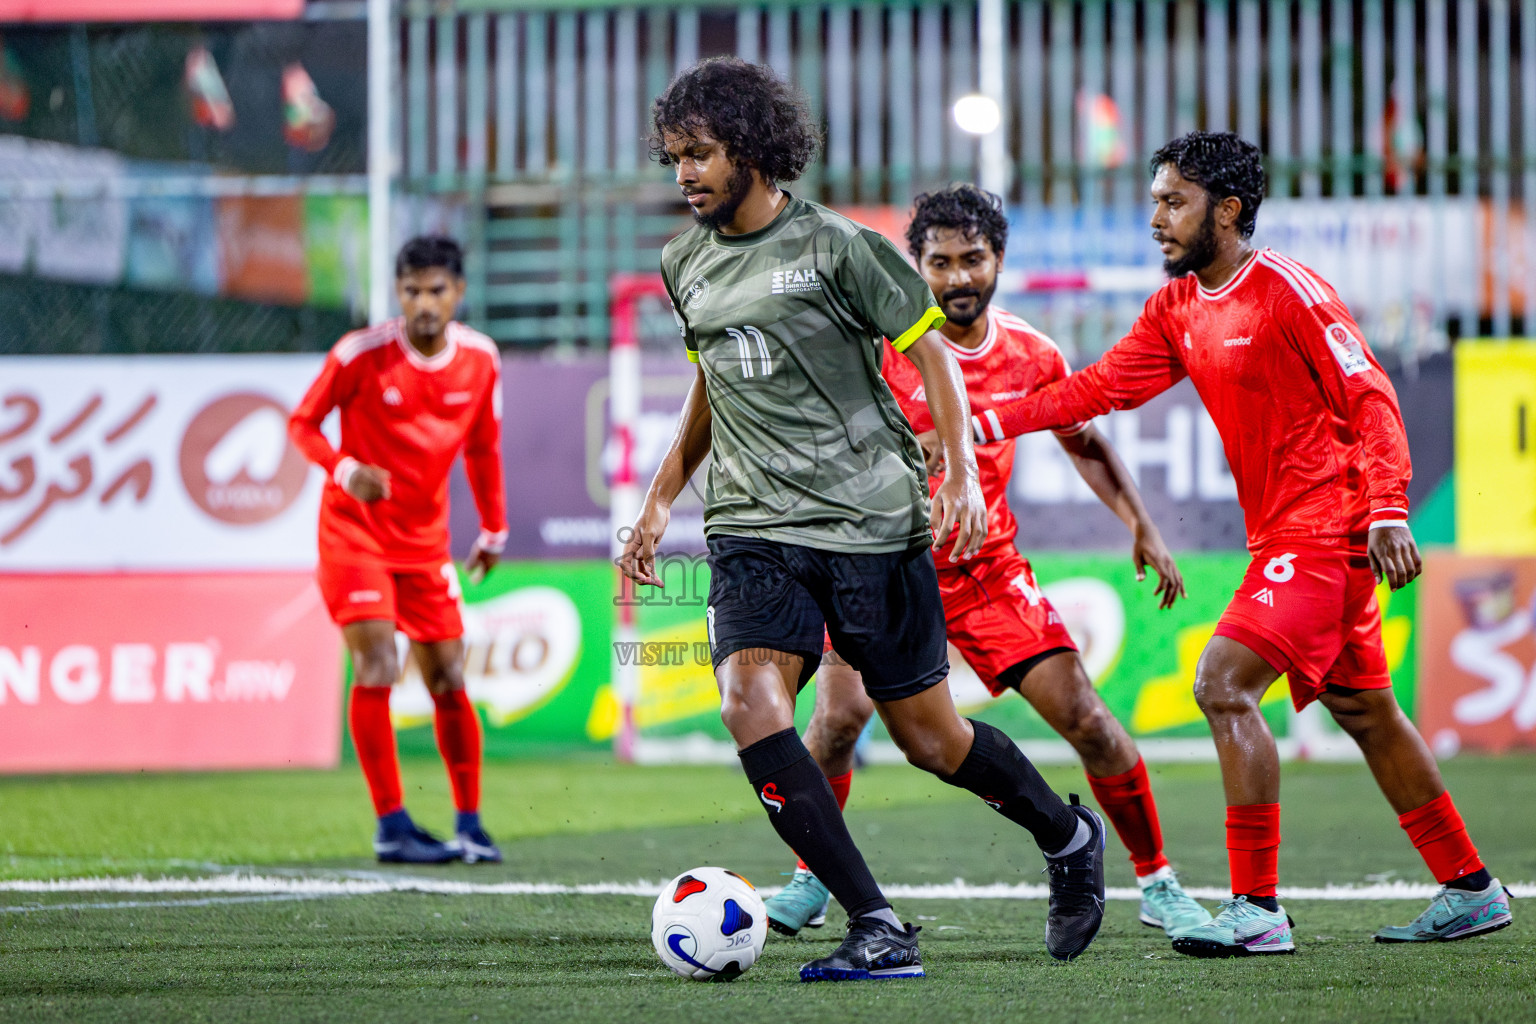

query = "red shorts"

[
  {"left": 315, "top": 558, "right": 463, "bottom": 643},
  {"left": 1214, "top": 542, "right": 1392, "bottom": 709},
  {"left": 818, "top": 551, "right": 1076, "bottom": 695},
  {"left": 939, "top": 552, "right": 1078, "bottom": 696}
]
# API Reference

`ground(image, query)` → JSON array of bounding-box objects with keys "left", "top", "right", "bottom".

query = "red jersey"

[
  {"left": 883, "top": 306, "right": 1087, "bottom": 563},
  {"left": 985, "top": 249, "right": 1411, "bottom": 550},
  {"left": 288, "top": 318, "right": 508, "bottom": 570}
]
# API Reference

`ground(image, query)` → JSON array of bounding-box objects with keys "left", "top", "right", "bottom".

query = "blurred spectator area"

[{"left": 1, "top": 1, "right": 1534, "bottom": 361}]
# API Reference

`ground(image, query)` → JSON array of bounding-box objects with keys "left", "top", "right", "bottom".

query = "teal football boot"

[{"left": 766, "top": 867, "right": 831, "bottom": 936}]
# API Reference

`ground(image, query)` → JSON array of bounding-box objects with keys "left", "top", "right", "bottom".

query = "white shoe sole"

[{"left": 454, "top": 836, "right": 501, "bottom": 864}]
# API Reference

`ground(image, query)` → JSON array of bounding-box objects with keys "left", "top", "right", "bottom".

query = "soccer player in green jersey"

[{"left": 619, "top": 58, "right": 1108, "bottom": 979}]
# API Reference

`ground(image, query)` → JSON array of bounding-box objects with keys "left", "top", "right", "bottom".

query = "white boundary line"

[
  {"left": 2, "top": 875, "right": 1529, "bottom": 902},
  {"left": 2, "top": 894, "right": 329, "bottom": 914}
]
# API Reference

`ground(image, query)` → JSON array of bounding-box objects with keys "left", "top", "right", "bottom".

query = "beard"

[
  {"left": 940, "top": 277, "right": 998, "bottom": 328},
  {"left": 1161, "top": 203, "right": 1220, "bottom": 278},
  {"left": 692, "top": 162, "right": 755, "bottom": 231}
]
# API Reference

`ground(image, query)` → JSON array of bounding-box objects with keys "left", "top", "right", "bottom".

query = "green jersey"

[{"left": 661, "top": 194, "right": 945, "bottom": 553}]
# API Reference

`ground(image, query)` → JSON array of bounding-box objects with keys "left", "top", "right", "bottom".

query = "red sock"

[
  {"left": 796, "top": 770, "right": 853, "bottom": 871},
  {"left": 1086, "top": 758, "right": 1170, "bottom": 877},
  {"left": 432, "top": 688, "right": 483, "bottom": 813},
  {"left": 1227, "top": 803, "right": 1281, "bottom": 898},
  {"left": 827, "top": 770, "right": 853, "bottom": 809},
  {"left": 349, "top": 685, "right": 402, "bottom": 817},
  {"left": 1399, "top": 791, "right": 1484, "bottom": 883}
]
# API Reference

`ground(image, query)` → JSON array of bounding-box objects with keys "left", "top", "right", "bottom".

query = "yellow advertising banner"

[{"left": 1455, "top": 340, "right": 1536, "bottom": 555}]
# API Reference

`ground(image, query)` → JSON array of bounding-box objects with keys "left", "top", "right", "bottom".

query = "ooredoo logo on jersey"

[{"left": 179, "top": 392, "right": 309, "bottom": 524}]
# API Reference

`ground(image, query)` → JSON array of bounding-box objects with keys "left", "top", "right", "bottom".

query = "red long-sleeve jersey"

[
  {"left": 882, "top": 306, "right": 1087, "bottom": 563},
  {"left": 288, "top": 318, "right": 507, "bottom": 570},
  {"left": 981, "top": 249, "right": 1411, "bottom": 550}
]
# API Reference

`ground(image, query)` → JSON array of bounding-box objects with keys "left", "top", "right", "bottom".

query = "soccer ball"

[{"left": 651, "top": 866, "right": 768, "bottom": 981}]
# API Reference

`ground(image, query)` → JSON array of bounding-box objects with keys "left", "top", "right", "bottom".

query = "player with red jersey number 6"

[
  {"left": 939, "top": 132, "right": 1512, "bottom": 956},
  {"left": 288, "top": 237, "right": 509, "bottom": 865}
]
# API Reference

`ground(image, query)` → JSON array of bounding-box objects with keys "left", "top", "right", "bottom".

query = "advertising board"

[
  {"left": 0, "top": 572, "right": 339, "bottom": 772},
  {"left": 0, "top": 355, "right": 326, "bottom": 571},
  {"left": 1417, "top": 552, "right": 1536, "bottom": 754},
  {"left": 469, "top": 347, "right": 1450, "bottom": 561},
  {"left": 377, "top": 553, "right": 1418, "bottom": 757}
]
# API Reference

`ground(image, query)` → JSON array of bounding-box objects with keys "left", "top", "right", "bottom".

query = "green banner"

[
  {"left": 387, "top": 554, "right": 1418, "bottom": 756},
  {"left": 302, "top": 194, "right": 368, "bottom": 313},
  {"left": 601, "top": 552, "right": 1419, "bottom": 746},
  {"left": 393, "top": 560, "right": 613, "bottom": 758}
]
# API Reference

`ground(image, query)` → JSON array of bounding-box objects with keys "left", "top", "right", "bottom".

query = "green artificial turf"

[{"left": 1, "top": 755, "right": 1532, "bottom": 1023}]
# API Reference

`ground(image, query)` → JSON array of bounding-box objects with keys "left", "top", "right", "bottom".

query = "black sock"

[
  {"left": 1446, "top": 868, "right": 1494, "bottom": 893},
  {"left": 1240, "top": 894, "right": 1281, "bottom": 912},
  {"left": 940, "top": 719, "right": 1077, "bottom": 852},
  {"left": 738, "top": 728, "right": 889, "bottom": 921}
]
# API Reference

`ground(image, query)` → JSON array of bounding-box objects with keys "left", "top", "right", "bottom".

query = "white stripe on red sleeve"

[
  {"left": 983, "top": 409, "right": 1004, "bottom": 442},
  {"left": 1261, "top": 252, "right": 1329, "bottom": 307},
  {"left": 333, "top": 456, "right": 360, "bottom": 490},
  {"left": 1270, "top": 252, "right": 1331, "bottom": 304},
  {"left": 475, "top": 528, "right": 508, "bottom": 554}
]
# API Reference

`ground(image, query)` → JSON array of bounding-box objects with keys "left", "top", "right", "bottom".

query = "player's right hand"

[
  {"left": 1368, "top": 523, "right": 1423, "bottom": 590},
  {"left": 1132, "top": 523, "right": 1187, "bottom": 610},
  {"left": 620, "top": 501, "right": 670, "bottom": 587},
  {"left": 344, "top": 463, "right": 392, "bottom": 502},
  {"left": 930, "top": 470, "right": 986, "bottom": 564}
]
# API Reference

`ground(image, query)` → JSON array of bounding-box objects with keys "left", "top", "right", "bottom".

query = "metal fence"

[
  {"left": 0, "top": 273, "right": 355, "bottom": 355},
  {"left": 4, "top": 1, "right": 1535, "bottom": 356},
  {"left": 396, "top": 0, "right": 1536, "bottom": 358}
]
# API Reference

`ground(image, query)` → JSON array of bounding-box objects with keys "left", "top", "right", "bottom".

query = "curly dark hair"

[
  {"left": 649, "top": 57, "right": 820, "bottom": 184},
  {"left": 905, "top": 183, "right": 1009, "bottom": 259},
  {"left": 395, "top": 235, "right": 464, "bottom": 279},
  {"left": 1150, "top": 131, "right": 1266, "bottom": 238}
]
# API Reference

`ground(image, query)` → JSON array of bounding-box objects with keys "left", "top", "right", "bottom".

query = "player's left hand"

[
  {"left": 465, "top": 529, "right": 506, "bottom": 584},
  {"left": 930, "top": 470, "right": 986, "bottom": 564},
  {"left": 915, "top": 428, "right": 945, "bottom": 476},
  {"left": 1368, "top": 523, "right": 1422, "bottom": 590},
  {"left": 465, "top": 546, "right": 500, "bottom": 585},
  {"left": 1132, "top": 524, "right": 1186, "bottom": 609}
]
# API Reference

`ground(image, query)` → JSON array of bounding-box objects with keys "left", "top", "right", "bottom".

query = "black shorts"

[{"left": 704, "top": 534, "right": 949, "bottom": 702}]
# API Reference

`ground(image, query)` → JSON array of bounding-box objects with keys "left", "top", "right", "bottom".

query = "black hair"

[
  {"left": 906, "top": 183, "right": 1009, "bottom": 259},
  {"left": 395, "top": 235, "right": 464, "bottom": 279},
  {"left": 649, "top": 57, "right": 820, "bottom": 184},
  {"left": 1150, "top": 131, "right": 1266, "bottom": 238}
]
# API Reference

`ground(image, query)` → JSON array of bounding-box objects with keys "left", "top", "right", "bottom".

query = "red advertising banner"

[
  {"left": 1417, "top": 552, "right": 1536, "bottom": 755},
  {"left": 0, "top": 1, "right": 302, "bottom": 20},
  {"left": 0, "top": 572, "right": 341, "bottom": 772}
]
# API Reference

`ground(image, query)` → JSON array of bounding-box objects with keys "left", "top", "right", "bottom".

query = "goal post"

[{"left": 607, "top": 274, "right": 671, "bottom": 762}]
